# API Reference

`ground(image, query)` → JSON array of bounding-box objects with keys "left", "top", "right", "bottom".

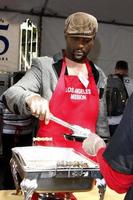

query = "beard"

[
  {"left": 72, "top": 49, "right": 87, "bottom": 62},
  {"left": 74, "top": 50, "right": 85, "bottom": 60},
  {"left": 65, "top": 46, "right": 88, "bottom": 63}
]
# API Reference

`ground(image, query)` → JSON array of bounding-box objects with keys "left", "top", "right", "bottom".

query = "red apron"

[{"left": 37, "top": 58, "right": 99, "bottom": 158}]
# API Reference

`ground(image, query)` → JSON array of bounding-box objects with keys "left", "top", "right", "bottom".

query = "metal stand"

[
  {"left": 20, "top": 178, "right": 38, "bottom": 200},
  {"left": 96, "top": 178, "right": 106, "bottom": 200},
  {"left": 10, "top": 158, "right": 21, "bottom": 194},
  {"left": 98, "top": 185, "right": 106, "bottom": 200}
]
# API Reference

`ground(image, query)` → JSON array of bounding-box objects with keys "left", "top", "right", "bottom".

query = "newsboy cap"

[{"left": 64, "top": 12, "right": 98, "bottom": 38}]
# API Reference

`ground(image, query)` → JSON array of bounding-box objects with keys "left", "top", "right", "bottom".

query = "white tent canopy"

[
  {"left": 0, "top": 0, "right": 133, "bottom": 77},
  {"left": 0, "top": 0, "right": 133, "bottom": 25}
]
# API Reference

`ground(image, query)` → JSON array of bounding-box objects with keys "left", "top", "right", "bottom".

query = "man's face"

[{"left": 65, "top": 35, "right": 94, "bottom": 63}]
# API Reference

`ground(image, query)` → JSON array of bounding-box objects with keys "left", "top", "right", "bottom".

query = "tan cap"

[{"left": 64, "top": 12, "right": 98, "bottom": 38}]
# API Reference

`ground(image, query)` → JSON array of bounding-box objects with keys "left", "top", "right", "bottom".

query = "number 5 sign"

[
  {"left": 0, "top": 17, "right": 20, "bottom": 72},
  {"left": 0, "top": 24, "right": 9, "bottom": 55}
]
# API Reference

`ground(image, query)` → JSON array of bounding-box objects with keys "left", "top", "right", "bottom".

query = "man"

[
  {"left": 2, "top": 12, "right": 109, "bottom": 199},
  {"left": 2, "top": 11, "right": 109, "bottom": 143},
  {"left": 83, "top": 92, "right": 133, "bottom": 200},
  {"left": 106, "top": 60, "right": 133, "bottom": 136}
]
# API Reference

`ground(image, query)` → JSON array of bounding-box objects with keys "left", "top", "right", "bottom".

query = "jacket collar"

[{"left": 53, "top": 50, "right": 64, "bottom": 63}]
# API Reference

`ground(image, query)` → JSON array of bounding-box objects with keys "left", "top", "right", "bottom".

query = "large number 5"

[{"left": 0, "top": 24, "right": 9, "bottom": 55}]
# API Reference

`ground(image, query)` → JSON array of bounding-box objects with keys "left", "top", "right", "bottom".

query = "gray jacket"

[{"left": 2, "top": 53, "right": 110, "bottom": 138}]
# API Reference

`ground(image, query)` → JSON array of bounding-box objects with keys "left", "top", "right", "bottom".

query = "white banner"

[{"left": 0, "top": 17, "right": 20, "bottom": 72}]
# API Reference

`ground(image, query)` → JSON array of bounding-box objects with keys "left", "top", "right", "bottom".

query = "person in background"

[
  {"left": 83, "top": 92, "right": 133, "bottom": 200},
  {"left": 2, "top": 12, "right": 109, "bottom": 199},
  {"left": 116, "top": 61, "right": 133, "bottom": 97},
  {"left": 106, "top": 60, "right": 133, "bottom": 137},
  {"left": 0, "top": 72, "right": 38, "bottom": 190}
]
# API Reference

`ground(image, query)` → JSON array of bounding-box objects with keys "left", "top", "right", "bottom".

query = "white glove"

[
  {"left": 25, "top": 95, "right": 50, "bottom": 124},
  {"left": 82, "top": 133, "right": 106, "bottom": 156}
]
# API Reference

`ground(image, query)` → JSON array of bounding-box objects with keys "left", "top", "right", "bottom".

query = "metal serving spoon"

[{"left": 50, "top": 114, "right": 91, "bottom": 137}]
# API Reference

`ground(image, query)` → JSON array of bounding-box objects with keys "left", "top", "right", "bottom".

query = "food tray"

[{"left": 11, "top": 146, "right": 101, "bottom": 191}]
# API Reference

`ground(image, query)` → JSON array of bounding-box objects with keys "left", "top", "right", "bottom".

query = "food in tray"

[
  {"left": 71, "top": 125, "right": 91, "bottom": 137},
  {"left": 57, "top": 160, "right": 89, "bottom": 168}
]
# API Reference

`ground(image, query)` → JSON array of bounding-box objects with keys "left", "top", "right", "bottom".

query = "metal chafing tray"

[{"left": 11, "top": 146, "right": 101, "bottom": 199}]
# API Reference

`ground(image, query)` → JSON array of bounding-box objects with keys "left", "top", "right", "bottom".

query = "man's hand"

[
  {"left": 25, "top": 95, "right": 50, "bottom": 124},
  {"left": 82, "top": 133, "right": 106, "bottom": 156}
]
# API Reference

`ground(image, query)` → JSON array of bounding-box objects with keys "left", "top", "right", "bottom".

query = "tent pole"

[{"left": 38, "top": 15, "right": 43, "bottom": 56}]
